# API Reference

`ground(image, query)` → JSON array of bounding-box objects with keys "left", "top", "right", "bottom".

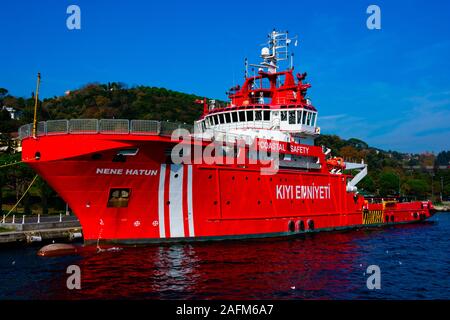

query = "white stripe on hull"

[
  {"left": 168, "top": 164, "right": 185, "bottom": 237},
  {"left": 158, "top": 164, "right": 167, "bottom": 238},
  {"left": 187, "top": 165, "right": 195, "bottom": 237}
]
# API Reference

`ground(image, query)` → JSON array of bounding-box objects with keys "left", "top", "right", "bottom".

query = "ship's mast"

[
  {"left": 32, "top": 72, "right": 41, "bottom": 138},
  {"left": 249, "top": 30, "right": 297, "bottom": 74}
]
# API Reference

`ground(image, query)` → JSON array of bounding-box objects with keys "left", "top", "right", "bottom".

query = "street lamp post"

[{"left": 441, "top": 176, "right": 444, "bottom": 203}]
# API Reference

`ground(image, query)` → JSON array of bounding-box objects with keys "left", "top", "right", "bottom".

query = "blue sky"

[{"left": 1, "top": 0, "right": 449, "bottom": 153}]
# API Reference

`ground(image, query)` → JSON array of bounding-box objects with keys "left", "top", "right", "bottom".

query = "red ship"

[{"left": 20, "top": 30, "right": 434, "bottom": 245}]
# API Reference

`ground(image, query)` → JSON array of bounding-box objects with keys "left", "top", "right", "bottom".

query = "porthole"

[{"left": 288, "top": 220, "right": 295, "bottom": 232}]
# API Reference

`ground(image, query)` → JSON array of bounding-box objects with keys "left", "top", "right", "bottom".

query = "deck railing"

[{"left": 18, "top": 119, "right": 194, "bottom": 140}]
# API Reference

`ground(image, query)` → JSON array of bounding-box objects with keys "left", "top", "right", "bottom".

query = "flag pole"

[{"left": 32, "top": 72, "right": 41, "bottom": 138}]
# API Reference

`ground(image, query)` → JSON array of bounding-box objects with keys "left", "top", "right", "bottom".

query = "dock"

[{"left": 0, "top": 214, "right": 82, "bottom": 245}]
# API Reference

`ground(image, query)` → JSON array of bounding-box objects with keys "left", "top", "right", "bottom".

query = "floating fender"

[
  {"left": 27, "top": 235, "right": 42, "bottom": 243},
  {"left": 390, "top": 215, "right": 395, "bottom": 222},
  {"left": 297, "top": 220, "right": 305, "bottom": 232},
  {"left": 37, "top": 243, "right": 78, "bottom": 257},
  {"left": 307, "top": 219, "right": 315, "bottom": 231},
  {"left": 413, "top": 212, "right": 418, "bottom": 219},
  {"left": 69, "top": 232, "right": 83, "bottom": 241},
  {"left": 288, "top": 220, "right": 295, "bottom": 232}
]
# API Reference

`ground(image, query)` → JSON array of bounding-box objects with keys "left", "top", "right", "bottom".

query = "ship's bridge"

[
  {"left": 194, "top": 103, "right": 320, "bottom": 146},
  {"left": 197, "top": 104, "right": 318, "bottom": 134}
]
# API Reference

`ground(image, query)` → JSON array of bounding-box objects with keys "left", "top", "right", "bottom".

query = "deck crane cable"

[{"left": 3, "top": 174, "right": 38, "bottom": 219}]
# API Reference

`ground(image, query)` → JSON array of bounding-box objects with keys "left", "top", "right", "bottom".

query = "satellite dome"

[{"left": 261, "top": 47, "right": 270, "bottom": 57}]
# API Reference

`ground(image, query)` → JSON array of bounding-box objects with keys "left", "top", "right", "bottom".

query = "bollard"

[
  {"left": 12, "top": 215, "right": 15, "bottom": 224},
  {"left": 37, "top": 214, "right": 40, "bottom": 224},
  {"left": 22, "top": 215, "right": 25, "bottom": 224},
  {"left": 59, "top": 213, "right": 62, "bottom": 223}
]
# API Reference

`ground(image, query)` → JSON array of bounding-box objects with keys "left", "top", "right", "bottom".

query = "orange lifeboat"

[{"left": 327, "top": 157, "right": 346, "bottom": 171}]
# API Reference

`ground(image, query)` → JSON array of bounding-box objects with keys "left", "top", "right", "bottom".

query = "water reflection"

[
  {"left": 60, "top": 232, "right": 364, "bottom": 299},
  {"left": 1, "top": 215, "right": 448, "bottom": 300}
]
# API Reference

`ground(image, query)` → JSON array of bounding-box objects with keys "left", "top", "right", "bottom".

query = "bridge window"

[
  {"left": 246, "top": 110, "right": 254, "bottom": 121},
  {"left": 306, "top": 112, "right": 312, "bottom": 126},
  {"left": 239, "top": 111, "right": 246, "bottom": 122},
  {"left": 225, "top": 112, "right": 231, "bottom": 123},
  {"left": 263, "top": 111, "right": 270, "bottom": 121},
  {"left": 214, "top": 115, "right": 219, "bottom": 125},
  {"left": 301, "top": 111, "right": 307, "bottom": 125},
  {"left": 297, "top": 110, "right": 302, "bottom": 124},
  {"left": 311, "top": 113, "right": 316, "bottom": 126},
  {"left": 232, "top": 112, "right": 238, "bottom": 123},
  {"left": 289, "top": 111, "right": 296, "bottom": 124},
  {"left": 219, "top": 113, "right": 225, "bottom": 124},
  {"left": 107, "top": 188, "right": 131, "bottom": 208},
  {"left": 255, "top": 110, "right": 262, "bottom": 121},
  {"left": 281, "top": 111, "right": 287, "bottom": 122}
]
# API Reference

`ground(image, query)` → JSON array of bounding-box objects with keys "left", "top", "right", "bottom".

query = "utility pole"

[{"left": 441, "top": 176, "right": 444, "bottom": 203}]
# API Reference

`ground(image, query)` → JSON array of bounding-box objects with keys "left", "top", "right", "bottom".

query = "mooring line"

[
  {"left": 0, "top": 160, "right": 23, "bottom": 169},
  {"left": 4, "top": 174, "right": 38, "bottom": 219}
]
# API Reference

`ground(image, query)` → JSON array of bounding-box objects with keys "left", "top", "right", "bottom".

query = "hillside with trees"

[{"left": 0, "top": 83, "right": 449, "bottom": 215}]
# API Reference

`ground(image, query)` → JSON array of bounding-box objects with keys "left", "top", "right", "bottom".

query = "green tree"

[
  {"left": 403, "top": 179, "right": 428, "bottom": 199},
  {"left": 378, "top": 171, "right": 400, "bottom": 196},
  {"left": 359, "top": 175, "right": 376, "bottom": 193},
  {"left": 35, "top": 177, "right": 54, "bottom": 215}
]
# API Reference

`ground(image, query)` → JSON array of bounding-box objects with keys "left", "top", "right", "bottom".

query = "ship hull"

[{"left": 22, "top": 134, "right": 434, "bottom": 245}]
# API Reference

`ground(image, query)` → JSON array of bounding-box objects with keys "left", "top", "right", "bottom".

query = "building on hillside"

[{"left": 1, "top": 106, "right": 21, "bottom": 120}]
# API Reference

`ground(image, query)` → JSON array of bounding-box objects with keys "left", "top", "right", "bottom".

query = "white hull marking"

[
  {"left": 157, "top": 164, "right": 166, "bottom": 238},
  {"left": 187, "top": 165, "right": 195, "bottom": 237},
  {"left": 168, "top": 164, "right": 185, "bottom": 237}
]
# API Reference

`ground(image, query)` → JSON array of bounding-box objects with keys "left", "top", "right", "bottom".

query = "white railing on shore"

[{"left": 18, "top": 119, "right": 194, "bottom": 140}]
